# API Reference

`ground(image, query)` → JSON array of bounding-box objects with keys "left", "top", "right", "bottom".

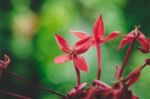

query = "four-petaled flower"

[
  {"left": 119, "top": 26, "right": 149, "bottom": 49},
  {"left": 54, "top": 34, "right": 91, "bottom": 72},
  {"left": 70, "top": 15, "right": 120, "bottom": 45},
  {"left": 0, "top": 54, "right": 10, "bottom": 76}
]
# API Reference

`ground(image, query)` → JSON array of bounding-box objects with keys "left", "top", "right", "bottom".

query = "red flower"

[
  {"left": 70, "top": 15, "right": 120, "bottom": 45},
  {"left": 54, "top": 34, "right": 91, "bottom": 72},
  {"left": 119, "top": 27, "right": 149, "bottom": 49},
  {"left": 0, "top": 55, "right": 10, "bottom": 76}
]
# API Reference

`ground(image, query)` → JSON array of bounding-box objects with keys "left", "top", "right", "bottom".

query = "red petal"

[
  {"left": 55, "top": 34, "right": 71, "bottom": 53},
  {"left": 73, "top": 56, "right": 88, "bottom": 72},
  {"left": 103, "top": 31, "right": 120, "bottom": 43},
  {"left": 138, "top": 31, "right": 146, "bottom": 39},
  {"left": 93, "top": 15, "right": 105, "bottom": 41},
  {"left": 132, "top": 95, "right": 138, "bottom": 99},
  {"left": 119, "top": 37, "right": 133, "bottom": 49},
  {"left": 77, "top": 83, "right": 87, "bottom": 90},
  {"left": 75, "top": 37, "right": 91, "bottom": 54},
  {"left": 54, "top": 55, "right": 70, "bottom": 64},
  {"left": 126, "top": 31, "right": 135, "bottom": 38},
  {"left": 125, "top": 68, "right": 141, "bottom": 87},
  {"left": 70, "top": 30, "right": 90, "bottom": 39},
  {"left": 137, "top": 38, "right": 149, "bottom": 49}
]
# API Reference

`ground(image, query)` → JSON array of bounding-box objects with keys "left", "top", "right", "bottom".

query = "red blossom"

[
  {"left": 0, "top": 55, "right": 10, "bottom": 76},
  {"left": 119, "top": 27, "right": 149, "bottom": 49},
  {"left": 70, "top": 15, "right": 120, "bottom": 45},
  {"left": 54, "top": 34, "right": 91, "bottom": 72}
]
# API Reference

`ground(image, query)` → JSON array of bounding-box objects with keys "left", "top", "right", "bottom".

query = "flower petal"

[
  {"left": 138, "top": 31, "right": 146, "bottom": 39},
  {"left": 103, "top": 31, "right": 120, "bottom": 43},
  {"left": 54, "top": 55, "right": 70, "bottom": 64},
  {"left": 125, "top": 67, "right": 141, "bottom": 87},
  {"left": 73, "top": 56, "right": 88, "bottom": 72},
  {"left": 55, "top": 34, "right": 71, "bottom": 53},
  {"left": 118, "top": 37, "right": 133, "bottom": 49},
  {"left": 93, "top": 15, "right": 104, "bottom": 41},
  {"left": 132, "top": 95, "right": 138, "bottom": 99},
  {"left": 70, "top": 30, "right": 90, "bottom": 39},
  {"left": 75, "top": 37, "right": 91, "bottom": 54},
  {"left": 137, "top": 38, "right": 149, "bottom": 49}
]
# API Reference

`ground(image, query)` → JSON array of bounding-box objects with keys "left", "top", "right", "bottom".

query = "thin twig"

[
  {"left": 4, "top": 69, "right": 65, "bottom": 97},
  {"left": 0, "top": 88, "right": 31, "bottom": 99}
]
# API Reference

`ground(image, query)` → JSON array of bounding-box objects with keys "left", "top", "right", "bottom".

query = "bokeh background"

[{"left": 0, "top": 0, "right": 150, "bottom": 99}]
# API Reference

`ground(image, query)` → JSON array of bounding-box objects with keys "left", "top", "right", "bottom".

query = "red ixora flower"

[
  {"left": 119, "top": 26, "right": 149, "bottom": 49},
  {"left": 0, "top": 54, "right": 10, "bottom": 76},
  {"left": 70, "top": 15, "right": 120, "bottom": 45},
  {"left": 54, "top": 34, "right": 91, "bottom": 72}
]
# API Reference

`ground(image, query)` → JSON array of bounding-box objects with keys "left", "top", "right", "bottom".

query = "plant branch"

[
  {"left": 118, "top": 39, "right": 135, "bottom": 78},
  {"left": 96, "top": 44, "right": 102, "bottom": 80},
  {"left": 74, "top": 66, "right": 80, "bottom": 86},
  {"left": 0, "top": 88, "right": 31, "bottom": 99},
  {"left": 4, "top": 69, "right": 65, "bottom": 97}
]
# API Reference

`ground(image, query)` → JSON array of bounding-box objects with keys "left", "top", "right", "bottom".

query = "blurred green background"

[{"left": 0, "top": 0, "right": 150, "bottom": 99}]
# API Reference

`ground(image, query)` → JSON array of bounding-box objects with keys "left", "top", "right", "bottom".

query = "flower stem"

[
  {"left": 96, "top": 44, "right": 101, "bottom": 80},
  {"left": 74, "top": 66, "right": 80, "bottom": 86},
  {"left": 4, "top": 69, "right": 65, "bottom": 97},
  {"left": 0, "top": 88, "right": 31, "bottom": 99},
  {"left": 118, "top": 39, "right": 135, "bottom": 78}
]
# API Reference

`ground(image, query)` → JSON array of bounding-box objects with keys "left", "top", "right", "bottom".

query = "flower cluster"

[
  {"left": 54, "top": 15, "right": 150, "bottom": 99},
  {"left": 0, "top": 15, "right": 150, "bottom": 99}
]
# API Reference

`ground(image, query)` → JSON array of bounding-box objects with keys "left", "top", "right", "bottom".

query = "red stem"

[
  {"left": 96, "top": 44, "right": 101, "bottom": 80},
  {"left": 4, "top": 69, "right": 65, "bottom": 97},
  {"left": 74, "top": 66, "right": 80, "bottom": 86},
  {"left": 0, "top": 89, "right": 31, "bottom": 99},
  {"left": 118, "top": 39, "right": 135, "bottom": 78}
]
